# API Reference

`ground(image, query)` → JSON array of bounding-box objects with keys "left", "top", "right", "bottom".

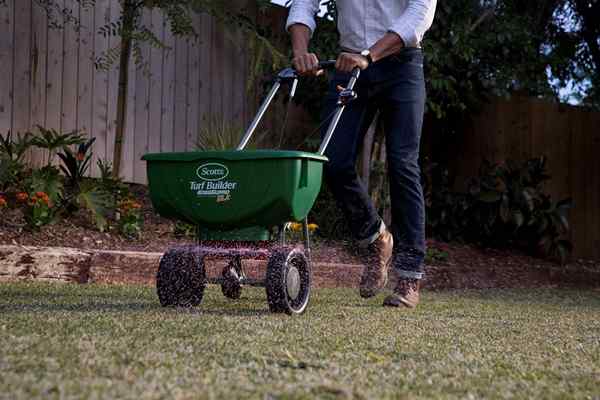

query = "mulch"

[{"left": 1, "top": 184, "right": 598, "bottom": 289}]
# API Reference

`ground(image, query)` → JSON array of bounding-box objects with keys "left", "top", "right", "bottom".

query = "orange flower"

[
  {"left": 35, "top": 191, "right": 47, "bottom": 198},
  {"left": 16, "top": 192, "right": 29, "bottom": 202},
  {"left": 0, "top": 196, "right": 7, "bottom": 208},
  {"left": 119, "top": 199, "right": 142, "bottom": 213}
]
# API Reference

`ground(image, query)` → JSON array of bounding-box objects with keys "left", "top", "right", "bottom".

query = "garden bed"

[{"left": 1, "top": 185, "right": 599, "bottom": 290}]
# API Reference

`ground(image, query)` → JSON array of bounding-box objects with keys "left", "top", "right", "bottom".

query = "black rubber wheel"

[
  {"left": 156, "top": 247, "right": 206, "bottom": 307},
  {"left": 265, "top": 247, "right": 311, "bottom": 315},
  {"left": 221, "top": 258, "right": 242, "bottom": 300}
]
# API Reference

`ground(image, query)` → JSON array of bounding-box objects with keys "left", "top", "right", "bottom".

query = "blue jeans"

[{"left": 321, "top": 48, "right": 426, "bottom": 279}]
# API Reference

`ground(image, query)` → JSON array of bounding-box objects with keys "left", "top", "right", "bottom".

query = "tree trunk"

[{"left": 112, "top": 1, "right": 136, "bottom": 179}]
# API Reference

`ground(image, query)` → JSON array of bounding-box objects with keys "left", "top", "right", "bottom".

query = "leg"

[
  {"left": 378, "top": 53, "right": 427, "bottom": 280},
  {"left": 321, "top": 72, "right": 380, "bottom": 242}
]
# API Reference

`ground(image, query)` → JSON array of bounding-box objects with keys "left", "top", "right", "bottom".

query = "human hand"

[
  {"left": 335, "top": 52, "right": 369, "bottom": 73},
  {"left": 292, "top": 52, "right": 322, "bottom": 76}
]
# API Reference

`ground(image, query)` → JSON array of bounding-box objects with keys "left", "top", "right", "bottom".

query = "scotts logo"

[{"left": 196, "top": 163, "right": 229, "bottom": 181}]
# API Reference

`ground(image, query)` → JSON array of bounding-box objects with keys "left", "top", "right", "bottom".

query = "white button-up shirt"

[{"left": 286, "top": 0, "right": 437, "bottom": 52}]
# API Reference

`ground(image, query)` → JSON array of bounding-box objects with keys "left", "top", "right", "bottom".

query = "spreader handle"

[
  {"left": 237, "top": 81, "right": 281, "bottom": 150},
  {"left": 317, "top": 67, "right": 361, "bottom": 156},
  {"left": 318, "top": 60, "right": 337, "bottom": 70}
]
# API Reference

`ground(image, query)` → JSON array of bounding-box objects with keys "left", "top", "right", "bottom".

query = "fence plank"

[
  {"left": 0, "top": 0, "right": 14, "bottom": 133},
  {"left": 146, "top": 9, "right": 164, "bottom": 159},
  {"left": 91, "top": 0, "right": 111, "bottom": 177},
  {"left": 160, "top": 20, "right": 175, "bottom": 153},
  {"left": 12, "top": 0, "right": 32, "bottom": 133},
  {"left": 77, "top": 4, "right": 95, "bottom": 156},
  {"left": 196, "top": 13, "right": 212, "bottom": 145},
  {"left": 105, "top": 1, "right": 120, "bottom": 178},
  {"left": 210, "top": 22, "right": 224, "bottom": 122},
  {"left": 45, "top": 0, "right": 64, "bottom": 131},
  {"left": 582, "top": 110, "right": 599, "bottom": 259},
  {"left": 28, "top": 4, "right": 47, "bottom": 167},
  {"left": 61, "top": 1, "right": 79, "bottom": 134},
  {"left": 186, "top": 15, "right": 202, "bottom": 151},
  {"left": 173, "top": 35, "right": 188, "bottom": 151},
  {"left": 132, "top": 9, "right": 152, "bottom": 183},
  {"left": 120, "top": 32, "right": 137, "bottom": 182},
  {"left": 590, "top": 111, "right": 600, "bottom": 260}
]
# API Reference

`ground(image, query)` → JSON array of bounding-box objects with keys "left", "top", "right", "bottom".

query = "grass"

[{"left": 0, "top": 283, "right": 599, "bottom": 399}]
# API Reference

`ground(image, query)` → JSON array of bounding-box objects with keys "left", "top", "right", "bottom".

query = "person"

[{"left": 287, "top": 0, "right": 437, "bottom": 308}]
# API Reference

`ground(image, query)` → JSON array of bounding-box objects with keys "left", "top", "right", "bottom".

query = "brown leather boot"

[
  {"left": 359, "top": 229, "right": 393, "bottom": 298},
  {"left": 383, "top": 277, "right": 420, "bottom": 308}
]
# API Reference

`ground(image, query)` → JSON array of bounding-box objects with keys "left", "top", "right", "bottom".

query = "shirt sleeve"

[
  {"left": 389, "top": 0, "right": 437, "bottom": 47},
  {"left": 285, "top": 0, "right": 321, "bottom": 35}
]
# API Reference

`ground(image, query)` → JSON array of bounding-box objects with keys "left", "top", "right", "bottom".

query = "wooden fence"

[
  {"left": 445, "top": 96, "right": 600, "bottom": 260},
  {"left": 0, "top": 0, "right": 256, "bottom": 183}
]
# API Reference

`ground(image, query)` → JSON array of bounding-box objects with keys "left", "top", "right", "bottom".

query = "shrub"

[
  {"left": 23, "top": 191, "right": 55, "bottom": 229},
  {"left": 97, "top": 159, "right": 130, "bottom": 203},
  {"left": 31, "top": 126, "right": 85, "bottom": 166},
  {"left": 425, "top": 156, "right": 573, "bottom": 263},
  {"left": 57, "top": 138, "right": 113, "bottom": 231},
  {"left": 0, "top": 131, "right": 34, "bottom": 191},
  {"left": 117, "top": 199, "right": 144, "bottom": 240}
]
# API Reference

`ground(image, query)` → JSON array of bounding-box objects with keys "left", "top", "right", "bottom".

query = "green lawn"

[{"left": 0, "top": 283, "right": 599, "bottom": 399}]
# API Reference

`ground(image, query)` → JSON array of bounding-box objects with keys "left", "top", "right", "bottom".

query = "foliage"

[
  {"left": 57, "top": 138, "right": 96, "bottom": 189},
  {"left": 52, "top": 138, "right": 113, "bottom": 231},
  {"left": 75, "top": 181, "right": 114, "bottom": 232},
  {"left": 425, "top": 246, "right": 450, "bottom": 263},
  {"left": 282, "top": 0, "right": 599, "bottom": 123},
  {"left": 424, "top": 156, "right": 573, "bottom": 264},
  {"left": 117, "top": 198, "right": 144, "bottom": 240},
  {"left": 0, "top": 131, "right": 35, "bottom": 191},
  {"left": 22, "top": 191, "right": 55, "bottom": 230},
  {"left": 31, "top": 126, "right": 85, "bottom": 166},
  {"left": 24, "top": 166, "right": 63, "bottom": 205},
  {"left": 97, "top": 159, "right": 130, "bottom": 203},
  {"left": 196, "top": 117, "right": 246, "bottom": 150},
  {"left": 0, "top": 131, "right": 34, "bottom": 163},
  {"left": 173, "top": 221, "right": 196, "bottom": 239}
]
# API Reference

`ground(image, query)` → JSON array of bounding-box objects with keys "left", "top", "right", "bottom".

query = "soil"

[{"left": 1, "top": 184, "right": 598, "bottom": 289}]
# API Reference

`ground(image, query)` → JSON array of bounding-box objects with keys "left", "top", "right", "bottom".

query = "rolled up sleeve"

[
  {"left": 390, "top": 0, "right": 437, "bottom": 47},
  {"left": 286, "top": 0, "right": 320, "bottom": 35}
]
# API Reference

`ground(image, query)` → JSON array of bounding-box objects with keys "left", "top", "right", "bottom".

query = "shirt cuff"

[
  {"left": 285, "top": 16, "right": 316, "bottom": 36},
  {"left": 389, "top": 23, "right": 419, "bottom": 48}
]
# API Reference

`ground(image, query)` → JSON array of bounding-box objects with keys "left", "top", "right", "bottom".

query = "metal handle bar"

[
  {"left": 317, "top": 67, "right": 360, "bottom": 155},
  {"left": 237, "top": 63, "right": 360, "bottom": 152}
]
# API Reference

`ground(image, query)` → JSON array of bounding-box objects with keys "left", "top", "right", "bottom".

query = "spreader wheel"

[
  {"left": 221, "top": 257, "right": 243, "bottom": 300},
  {"left": 265, "top": 247, "right": 311, "bottom": 315},
  {"left": 156, "top": 247, "right": 206, "bottom": 307}
]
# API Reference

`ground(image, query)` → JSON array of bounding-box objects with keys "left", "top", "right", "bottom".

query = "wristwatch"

[{"left": 360, "top": 49, "right": 373, "bottom": 65}]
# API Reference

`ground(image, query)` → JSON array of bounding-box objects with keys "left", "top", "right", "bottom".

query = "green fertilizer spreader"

[{"left": 143, "top": 62, "right": 361, "bottom": 314}]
